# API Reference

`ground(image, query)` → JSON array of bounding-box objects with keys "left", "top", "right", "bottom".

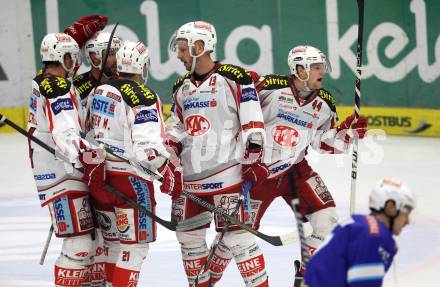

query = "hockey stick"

[
  {"left": 39, "top": 225, "right": 54, "bottom": 265},
  {"left": 350, "top": 0, "right": 365, "bottom": 215},
  {"left": 287, "top": 173, "right": 309, "bottom": 287},
  {"left": 84, "top": 135, "right": 298, "bottom": 246},
  {"left": 0, "top": 115, "right": 176, "bottom": 231},
  {"left": 192, "top": 181, "right": 252, "bottom": 287}
]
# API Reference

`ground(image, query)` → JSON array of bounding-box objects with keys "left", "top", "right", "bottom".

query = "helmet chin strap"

[
  {"left": 298, "top": 71, "right": 311, "bottom": 92},
  {"left": 189, "top": 45, "right": 205, "bottom": 74}
]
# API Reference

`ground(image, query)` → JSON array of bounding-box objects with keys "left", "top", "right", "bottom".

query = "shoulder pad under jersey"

[
  {"left": 73, "top": 72, "right": 95, "bottom": 100},
  {"left": 216, "top": 64, "right": 253, "bottom": 85},
  {"left": 35, "top": 75, "right": 71, "bottom": 99},
  {"left": 318, "top": 88, "right": 337, "bottom": 113},
  {"left": 172, "top": 72, "right": 191, "bottom": 94},
  {"left": 261, "top": 74, "right": 289, "bottom": 90},
  {"left": 108, "top": 79, "right": 158, "bottom": 107}
]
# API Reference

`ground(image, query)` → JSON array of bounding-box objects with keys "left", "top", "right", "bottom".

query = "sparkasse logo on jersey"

[
  {"left": 185, "top": 115, "right": 211, "bottom": 136},
  {"left": 271, "top": 125, "right": 300, "bottom": 147}
]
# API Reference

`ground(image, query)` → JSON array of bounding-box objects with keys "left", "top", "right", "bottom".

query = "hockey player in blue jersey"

[{"left": 304, "top": 178, "right": 416, "bottom": 287}]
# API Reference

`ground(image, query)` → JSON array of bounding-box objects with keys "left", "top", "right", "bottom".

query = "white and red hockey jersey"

[
  {"left": 28, "top": 72, "right": 87, "bottom": 206},
  {"left": 169, "top": 63, "right": 265, "bottom": 194},
  {"left": 257, "top": 74, "right": 350, "bottom": 178},
  {"left": 90, "top": 78, "right": 168, "bottom": 176}
]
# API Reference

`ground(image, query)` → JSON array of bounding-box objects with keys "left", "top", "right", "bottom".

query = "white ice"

[{"left": 1, "top": 132, "right": 439, "bottom": 286}]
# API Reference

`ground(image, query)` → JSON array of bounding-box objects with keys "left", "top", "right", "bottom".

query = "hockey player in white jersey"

[
  {"left": 169, "top": 21, "right": 270, "bottom": 287},
  {"left": 72, "top": 30, "right": 121, "bottom": 286},
  {"left": 207, "top": 45, "right": 368, "bottom": 286},
  {"left": 84, "top": 40, "right": 182, "bottom": 286},
  {"left": 253, "top": 45, "right": 368, "bottom": 285},
  {"left": 73, "top": 31, "right": 121, "bottom": 131},
  {"left": 28, "top": 33, "right": 95, "bottom": 287}
]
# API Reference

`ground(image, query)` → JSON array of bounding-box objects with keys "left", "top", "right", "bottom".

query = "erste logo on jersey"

[
  {"left": 51, "top": 98, "right": 74, "bottom": 115},
  {"left": 240, "top": 87, "right": 258, "bottom": 103},
  {"left": 92, "top": 95, "right": 115, "bottom": 117},
  {"left": 134, "top": 109, "right": 158, "bottom": 124},
  {"left": 272, "top": 125, "right": 300, "bottom": 147},
  {"left": 185, "top": 115, "right": 211, "bottom": 136}
]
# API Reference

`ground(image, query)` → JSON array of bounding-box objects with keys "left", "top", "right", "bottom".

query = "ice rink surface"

[{"left": 0, "top": 132, "right": 439, "bottom": 286}]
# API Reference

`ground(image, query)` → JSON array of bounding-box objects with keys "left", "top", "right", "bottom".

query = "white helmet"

[
  {"left": 369, "top": 178, "right": 416, "bottom": 213},
  {"left": 287, "top": 45, "right": 331, "bottom": 79},
  {"left": 171, "top": 21, "right": 217, "bottom": 56},
  {"left": 40, "top": 33, "right": 81, "bottom": 76},
  {"left": 84, "top": 32, "right": 122, "bottom": 68},
  {"left": 116, "top": 40, "right": 150, "bottom": 83}
]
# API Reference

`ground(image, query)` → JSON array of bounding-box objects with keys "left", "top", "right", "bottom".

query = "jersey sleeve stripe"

[{"left": 347, "top": 263, "right": 385, "bottom": 283}]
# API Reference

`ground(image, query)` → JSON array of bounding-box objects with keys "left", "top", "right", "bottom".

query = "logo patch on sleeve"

[
  {"left": 134, "top": 109, "right": 158, "bottom": 124},
  {"left": 240, "top": 87, "right": 258, "bottom": 103},
  {"left": 51, "top": 98, "right": 74, "bottom": 115}
]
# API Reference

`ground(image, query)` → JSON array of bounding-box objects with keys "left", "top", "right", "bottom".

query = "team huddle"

[{"left": 26, "top": 15, "right": 415, "bottom": 287}]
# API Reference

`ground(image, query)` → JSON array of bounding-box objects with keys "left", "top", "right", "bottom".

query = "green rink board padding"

[{"left": 30, "top": 0, "right": 440, "bottom": 108}]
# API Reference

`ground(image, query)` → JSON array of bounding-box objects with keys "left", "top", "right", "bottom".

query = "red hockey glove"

[
  {"left": 242, "top": 146, "right": 270, "bottom": 186},
  {"left": 79, "top": 142, "right": 106, "bottom": 193},
  {"left": 336, "top": 113, "right": 368, "bottom": 143},
  {"left": 159, "top": 160, "right": 183, "bottom": 199},
  {"left": 64, "top": 15, "right": 108, "bottom": 48}
]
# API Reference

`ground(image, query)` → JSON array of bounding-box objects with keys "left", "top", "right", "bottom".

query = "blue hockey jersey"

[{"left": 304, "top": 214, "right": 397, "bottom": 287}]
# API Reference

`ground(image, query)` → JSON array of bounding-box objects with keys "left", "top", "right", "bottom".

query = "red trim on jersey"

[
  {"left": 45, "top": 98, "right": 54, "bottom": 132},
  {"left": 69, "top": 90, "right": 83, "bottom": 129},
  {"left": 190, "top": 62, "right": 221, "bottom": 87},
  {"left": 174, "top": 99, "right": 184, "bottom": 123},
  {"left": 225, "top": 79, "right": 240, "bottom": 111},
  {"left": 28, "top": 127, "right": 36, "bottom": 168},
  {"left": 155, "top": 100, "right": 165, "bottom": 137},
  {"left": 37, "top": 177, "right": 85, "bottom": 192},
  {"left": 242, "top": 121, "right": 264, "bottom": 131},
  {"left": 319, "top": 142, "right": 342, "bottom": 154}
]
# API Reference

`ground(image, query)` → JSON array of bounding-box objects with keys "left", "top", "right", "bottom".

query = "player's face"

[
  {"left": 306, "top": 63, "right": 326, "bottom": 90},
  {"left": 392, "top": 211, "right": 411, "bottom": 235},
  {"left": 102, "top": 49, "right": 117, "bottom": 77},
  {"left": 176, "top": 40, "right": 193, "bottom": 71}
]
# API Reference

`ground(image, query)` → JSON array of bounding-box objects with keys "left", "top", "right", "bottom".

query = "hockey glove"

[
  {"left": 336, "top": 113, "right": 368, "bottom": 143},
  {"left": 64, "top": 15, "right": 108, "bottom": 48},
  {"left": 242, "top": 146, "right": 270, "bottom": 186},
  {"left": 159, "top": 160, "right": 183, "bottom": 199},
  {"left": 79, "top": 142, "right": 106, "bottom": 193}
]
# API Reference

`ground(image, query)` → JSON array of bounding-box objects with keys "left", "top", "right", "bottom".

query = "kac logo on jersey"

[
  {"left": 185, "top": 115, "right": 211, "bottom": 136},
  {"left": 51, "top": 98, "right": 74, "bottom": 115},
  {"left": 134, "top": 109, "right": 158, "bottom": 124},
  {"left": 92, "top": 95, "right": 115, "bottom": 117},
  {"left": 272, "top": 125, "right": 300, "bottom": 147},
  {"left": 240, "top": 87, "right": 258, "bottom": 103}
]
